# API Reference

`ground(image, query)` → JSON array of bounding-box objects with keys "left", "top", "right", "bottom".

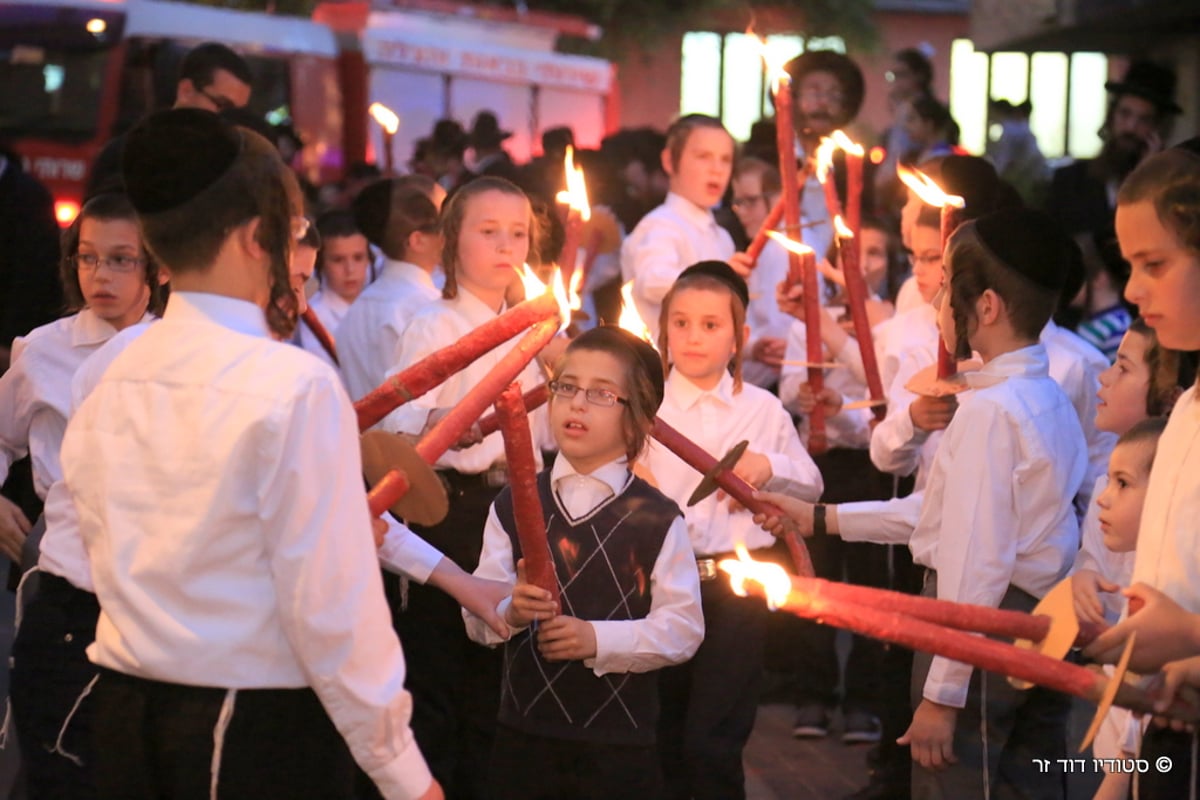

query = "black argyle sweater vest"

[{"left": 493, "top": 469, "right": 681, "bottom": 745}]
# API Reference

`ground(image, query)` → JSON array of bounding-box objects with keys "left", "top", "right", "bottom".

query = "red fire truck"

[{"left": 0, "top": 0, "right": 616, "bottom": 226}]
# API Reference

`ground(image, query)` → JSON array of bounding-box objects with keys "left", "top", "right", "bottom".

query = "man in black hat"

[
  {"left": 1047, "top": 59, "right": 1182, "bottom": 241},
  {"left": 466, "top": 110, "right": 520, "bottom": 185}
]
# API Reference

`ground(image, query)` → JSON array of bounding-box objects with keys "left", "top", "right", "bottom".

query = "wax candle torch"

[
  {"left": 897, "top": 164, "right": 965, "bottom": 379},
  {"left": 650, "top": 417, "right": 814, "bottom": 578},
  {"left": 834, "top": 216, "right": 886, "bottom": 420},
  {"left": 369, "top": 102, "right": 400, "bottom": 174},
  {"left": 415, "top": 265, "right": 569, "bottom": 460},
  {"left": 354, "top": 287, "right": 561, "bottom": 431},
  {"left": 555, "top": 145, "right": 591, "bottom": 285},
  {"left": 367, "top": 469, "right": 411, "bottom": 518},
  {"left": 494, "top": 383, "right": 559, "bottom": 604},
  {"left": 301, "top": 307, "right": 339, "bottom": 366},
  {"left": 720, "top": 551, "right": 1194, "bottom": 722},
  {"left": 763, "top": 231, "right": 826, "bottom": 453},
  {"left": 477, "top": 383, "right": 550, "bottom": 438}
]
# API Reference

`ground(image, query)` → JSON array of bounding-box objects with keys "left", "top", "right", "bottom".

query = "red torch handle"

[
  {"left": 558, "top": 206, "right": 583, "bottom": 278},
  {"left": 367, "top": 469, "right": 411, "bottom": 518},
  {"left": 354, "top": 292, "right": 559, "bottom": 431},
  {"left": 650, "top": 418, "right": 815, "bottom": 577},
  {"left": 781, "top": 586, "right": 1104, "bottom": 701},
  {"left": 301, "top": 307, "right": 340, "bottom": 366},
  {"left": 415, "top": 317, "right": 560, "bottom": 465},
  {"left": 839, "top": 238, "right": 886, "bottom": 420},
  {"left": 494, "top": 383, "right": 559, "bottom": 605},
  {"left": 477, "top": 383, "right": 550, "bottom": 438},
  {"left": 746, "top": 198, "right": 786, "bottom": 264},
  {"left": 936, "top": 203, "right": 965, "bottom": 380}
]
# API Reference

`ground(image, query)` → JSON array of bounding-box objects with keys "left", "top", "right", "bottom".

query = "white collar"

[
  {"left": 551, "top": 455, "right": 629, "bottom": 497},
  {"left": 666, "top": 368, "right": 735, "bottom": 411},
  {"left": 164, "top": 291, "right": 269, "bottom": 338},
  {"left": 965, "top": 344, "right": 1049, "bottom": 389},
  {"left": 663, "top": 192, "right": 719, "bottom": 232}
]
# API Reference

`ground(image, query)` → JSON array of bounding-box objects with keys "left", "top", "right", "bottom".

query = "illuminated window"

[
  {"left": 950, "top": 39, "right": 1106, "bottom": 159},
  {"left": 680, "top": 32, "right": 835, "bottom": 141}
]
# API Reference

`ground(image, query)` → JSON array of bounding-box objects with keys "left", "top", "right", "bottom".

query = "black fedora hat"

[
  {"left": 1105, "top": 60, "right": 1182, "bottom": 115},
  {"left": 467, "top": 111, "right": 512, "bottom": 149}
]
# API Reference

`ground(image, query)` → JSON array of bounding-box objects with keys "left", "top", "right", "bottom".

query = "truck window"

[{"left": 0, "top": 4, "right": 122, "bottom": 142}]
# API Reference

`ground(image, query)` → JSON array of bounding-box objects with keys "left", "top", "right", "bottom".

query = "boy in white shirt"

[
  {"left": 337, "top": 176, "right": 447, "bottom": 402},
  {"left": 60, "top": 109, "right": 439, "bottom": 800},
  {"left": 620, "top": 114, "right": 752, "bottom": 340},
  {"left": 761, "top": 209, "right": 1088, "bottom": 800}
]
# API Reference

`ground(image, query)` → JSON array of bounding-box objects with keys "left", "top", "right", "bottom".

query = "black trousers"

[
  {"left": 1135, "top": 726, "right": 1200, "bottom": 799},
  {"left": 659, "top": 574, "right": 769, "bottom": 800},
  {"left": 90, "top": 669, "right": 354, "bottom": 800},
  {"left": 910, "top": 576, "right": 1069, "bottom": 800},
  {"left": 10, "top": 572, "right": 101, "bottom": 800},
  {"left": 389, "top": 475, "right": 503, "bottom": 800},
  {"left": 490, "top": 725, "right": 662, "bottom": 800},
  {"left": 786, "top": 447, "right": 905, "bottom": 713}
]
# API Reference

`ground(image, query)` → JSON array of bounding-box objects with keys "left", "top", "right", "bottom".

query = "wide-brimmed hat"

[
  {"left": 1105, "top": 60, "right": 1181, "bottom": 115},
  {"left": 467, "top": 111, "right": 512, "bottom": 149},
  {"left": 784, "top": 50, "right": 865, "bottom": 123}
]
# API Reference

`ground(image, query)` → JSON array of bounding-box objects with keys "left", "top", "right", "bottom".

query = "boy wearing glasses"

[{"left": 465, "top": 326, "right": 704, "bottom": 799}]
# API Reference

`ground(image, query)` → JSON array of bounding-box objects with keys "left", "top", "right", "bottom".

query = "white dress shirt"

[
  {"left": 743, "top": 238, "right": 793, "bottom": 389},
  {"left": 1071, "top": 475, "right": 1136, "bottom": 624},
  {"left": 41, "top": 321, "right": 446, "bottom": 594},
  {"left": 641, "top": 370, "right": 823, "bottom": 555},
  {"left": 907, "top": 345, "right": 1086, "bottom": 708},
  {"left": 380, "top": 287, "right": 552, "bottom": 474},
  {"left": 337, "top": 259, "right": 440, "bottom": 403},
  {"left": 0, "top": 308, "right": 153, "bottom": 498},
  {"left": 38, "top": 321, "right": 154, "bottom": 591},
  {"left": 465, "top": 456, "right": 704, "bottom": 676},
  {"left": 61, "top": 292, "right": 433, "bottom": 799},
  {"left": 1130, "top": 386, "right": 1200, "bottom": 612},
  {"left": 778, "top": 318, "right": 874, "bottom": 451},
  {"left": 1041, "top": 321, "right": 1116, "bottom": 510},
  {"left": 620, "top": 192, "right": 735, "bottom": 341},
  {"left": 297, "top": 288, "right": 351, "bottom": 370},
  {"left": 868, "top": 303, "right": 943, "bottom": 487}
]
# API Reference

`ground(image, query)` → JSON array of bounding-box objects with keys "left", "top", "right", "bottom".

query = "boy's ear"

[
  {"left": 235, "top": 217, "right": 265, "bottom": 261},
  {"left": 976, "top": 287, "right": 1002, "bottom": 327},
  {"left": 660, "top": 148, "right": 674, "bottom": 178}
]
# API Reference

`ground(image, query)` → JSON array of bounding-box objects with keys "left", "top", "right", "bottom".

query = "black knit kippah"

[
  {"left": 677, "top": 260, "right": 750, "bottom": 310},
  {"left": 938, "top": 155, "right": 1022, "bottom": 222},
  {"left": 571, "top": 326, "right": 665, "bottom": 409},
  {"left": 971, "top": 209, "right": 1073, "bottom": 292},
  {"left": 122, "top": 108, "right": 241, "bottom": 215}
]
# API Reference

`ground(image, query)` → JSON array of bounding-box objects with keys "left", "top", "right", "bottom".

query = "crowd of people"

[{"left": 0, "top": 36, "right": 1199, "bottom": 800}]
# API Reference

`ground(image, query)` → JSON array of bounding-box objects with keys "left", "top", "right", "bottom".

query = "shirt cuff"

[
  {"left": 377, "top": 521, "right": 443, "bottom": 584},
  {"left": 922, "top": 655, "right": 972, "bottom": 709},
  {"left": 365, "top": 741, "right": 436, "bottom": 800},
  {"left": 588, "top": 620, "right": 634, "bottom": 676}
]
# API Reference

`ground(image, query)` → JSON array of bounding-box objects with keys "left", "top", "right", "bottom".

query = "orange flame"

[
  {"left": 752, "top": 34, "right": 792, "bottom": 94},
  {"left": 814, "top": 136, "right": 838, "bottom": 184},
  {"left": 765, "top": 230, "right": 815, "bottom": 257},
  {"left": 617, "top": 281, "right": 654, "bottom": 344},
  {"left": 517, "top": 264, "right": 572, "bottom": 333},
  {"left": 554, "top": 145, "right": 591, "bottom": 222},
  {"left": 833, "top": 215, "right": 854, "bottom": 240},
  {"left": 719, "top": 545, "right": 792, "bottom": 610},
  {"left": 830, "top": 129, "right": 865, "bottom": 158},
  {"left": 567, "top": 266, "right": 584, "bottom": 313},
  {"left": 896, "top": 164, "right": 965, "bottom": 210},
  {"left": 368, "top": 102, "right": 400, "bottom": 135}
]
